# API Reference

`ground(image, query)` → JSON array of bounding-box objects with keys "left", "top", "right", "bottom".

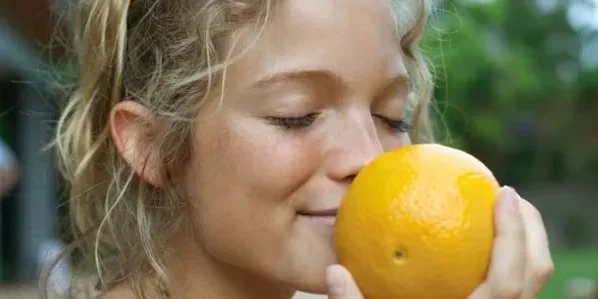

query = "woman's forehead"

[{"left": 221, "top": 0, "right": 407, "bottom": 97}]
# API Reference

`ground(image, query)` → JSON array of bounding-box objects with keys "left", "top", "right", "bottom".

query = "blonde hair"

[{"left": 49, "top": 0, "right": 435, "bottom": 298}]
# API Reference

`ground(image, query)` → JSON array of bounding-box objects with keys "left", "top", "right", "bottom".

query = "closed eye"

[
  {"left": 373, "top": 114, "right": 411, "bottom": 133},
  {"left": 266, "top": 113, "right": 321, "bottom": 130}
]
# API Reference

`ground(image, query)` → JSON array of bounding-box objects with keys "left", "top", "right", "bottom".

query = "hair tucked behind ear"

[
  {"left": 50, "top": 0, "right": 275, "bottom": 298},
  {"left": 48, "top": 0, "right": 435, "bottom": 298}
]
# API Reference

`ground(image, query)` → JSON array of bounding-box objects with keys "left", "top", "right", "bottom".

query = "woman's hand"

[
  {"left": 468, "top": 186, "right": 554, "bottom": 298},
  {"left": 325, "top": 186, "right": 555, "bottom": 299}
]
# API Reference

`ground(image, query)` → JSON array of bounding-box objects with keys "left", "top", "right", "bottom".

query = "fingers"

[
  {"left": 489, "top": 186, "right": 527, "bottom": 296},
  {"left": 326, "top": 265, "right": 364, "bottom": 299},
  {"left": 519, "top": 199, "right": 555, "bottom": 299},
  {"left": 469, "top": 186, "right": 555, "bottom": 299},
  {"left": 469, "top": 186, "right": 527, "bottom": 299}
]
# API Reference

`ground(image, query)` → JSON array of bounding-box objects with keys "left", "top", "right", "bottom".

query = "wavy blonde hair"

[{"left": 49, "top": 0, "right": 435, "bottom": 298}]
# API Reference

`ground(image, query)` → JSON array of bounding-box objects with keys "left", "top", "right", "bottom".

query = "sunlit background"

[{"left": 0, "top": 0, "right": 597, "bottom": 298}]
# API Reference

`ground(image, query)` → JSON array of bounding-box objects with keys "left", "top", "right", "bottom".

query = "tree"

[{"left": 422, "top": 0, "right": 598, "bottom": 186}]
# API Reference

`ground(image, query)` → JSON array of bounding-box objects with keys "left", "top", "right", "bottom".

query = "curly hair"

[{"left": 48, "top": 0, "right": 436, "bottom": 298}]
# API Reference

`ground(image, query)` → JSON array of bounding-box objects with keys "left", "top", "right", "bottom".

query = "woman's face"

[{"left": 183, "top": 0, "right": 412, "bottom": 294}]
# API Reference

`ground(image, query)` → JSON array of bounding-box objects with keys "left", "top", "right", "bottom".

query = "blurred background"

[{"left": 0, "top": 0, "right": 596, "bottom": 298}]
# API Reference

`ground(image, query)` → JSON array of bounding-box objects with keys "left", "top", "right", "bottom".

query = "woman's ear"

[{"left": 110, "top": 101, "right": 167, "bottom": 188}]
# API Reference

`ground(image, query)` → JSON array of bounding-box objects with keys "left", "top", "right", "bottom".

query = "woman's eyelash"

[
  {"left": 373, "top": 114, "right": 411, "bottom": 133},
  {"left": 267, "top": 113, "right": 410, "bottom": 132},
  {"left": 267, "top": 113, "right": 320, "bottom": 129}
]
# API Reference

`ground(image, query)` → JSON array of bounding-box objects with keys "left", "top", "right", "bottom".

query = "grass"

[{"left": 539, "top": 249, "right": 598, "bottom": 299}]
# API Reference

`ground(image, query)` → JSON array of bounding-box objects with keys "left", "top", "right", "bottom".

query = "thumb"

[{"left": 326, "top": 264, "right": 364, "bottom": 299}]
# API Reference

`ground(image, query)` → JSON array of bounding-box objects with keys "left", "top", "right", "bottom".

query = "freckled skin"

[
  {"left": 178, "top": 0, "right": 412, "bottom": 295},
  {"left": 109, "top": 1, "right": 416, "bottom": 298}
]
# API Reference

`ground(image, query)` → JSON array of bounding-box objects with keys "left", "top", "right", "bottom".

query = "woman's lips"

[
  {"left": 298, "top": 208, "right": 338, "bottom": 217},
  {"left": 297, "top": 208, "right": 338, "bottom": 226}
]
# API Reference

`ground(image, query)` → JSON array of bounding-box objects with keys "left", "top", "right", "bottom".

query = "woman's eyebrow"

[
  {"left": 248, "top": 69, "right": 348, "bottom": 92},
  {"left": 247, "top": 68, "right": 411, "bottom": 97},
  {"left": 378, "top": 73, "right": 412, "bottom": 98}
]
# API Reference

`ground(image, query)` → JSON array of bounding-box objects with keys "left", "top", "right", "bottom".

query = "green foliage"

[
  {"left": 422, "top": 0, "right": 598, "bottom": 186},
  {"left": 538, "top": 249, "right": 598, "bottom": 299}
]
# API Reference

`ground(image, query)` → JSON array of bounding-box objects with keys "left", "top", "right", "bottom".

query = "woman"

[{"left": 52, "top": 0, "right": 554, "bottom": 298}]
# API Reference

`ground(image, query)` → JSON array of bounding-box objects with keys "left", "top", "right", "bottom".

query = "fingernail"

[
  {"left": 501, "top": 186, "right": 519, "bottom": 215},
  {"left": 326, "top": 265, "right": 346, "bottom": 296}
]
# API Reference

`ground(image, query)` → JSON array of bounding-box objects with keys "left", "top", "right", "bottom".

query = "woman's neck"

[{"left": 164, "top": 239, "right": 295, "bottom": 299}]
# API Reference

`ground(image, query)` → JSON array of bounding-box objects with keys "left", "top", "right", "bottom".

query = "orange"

[{"left": 334, "top": 143, "right": 499, "bottom": 299}]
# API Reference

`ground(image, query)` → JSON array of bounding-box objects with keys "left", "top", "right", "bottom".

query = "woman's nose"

[{"left": 326, "top": 115, "right": 384, "bottom": 184}]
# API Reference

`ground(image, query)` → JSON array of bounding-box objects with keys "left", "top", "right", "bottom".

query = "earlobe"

[{"left": 110, "top": 101, "right": 167, "bottom": 188}]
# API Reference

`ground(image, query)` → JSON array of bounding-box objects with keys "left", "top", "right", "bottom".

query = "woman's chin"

[{"left": 286, "top": 260, "right": 334, "bottom": 295}]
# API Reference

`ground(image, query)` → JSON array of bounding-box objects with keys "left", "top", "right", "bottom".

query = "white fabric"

[{"left": 37, "top": 239, "right": 71, "bottom": 296}]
